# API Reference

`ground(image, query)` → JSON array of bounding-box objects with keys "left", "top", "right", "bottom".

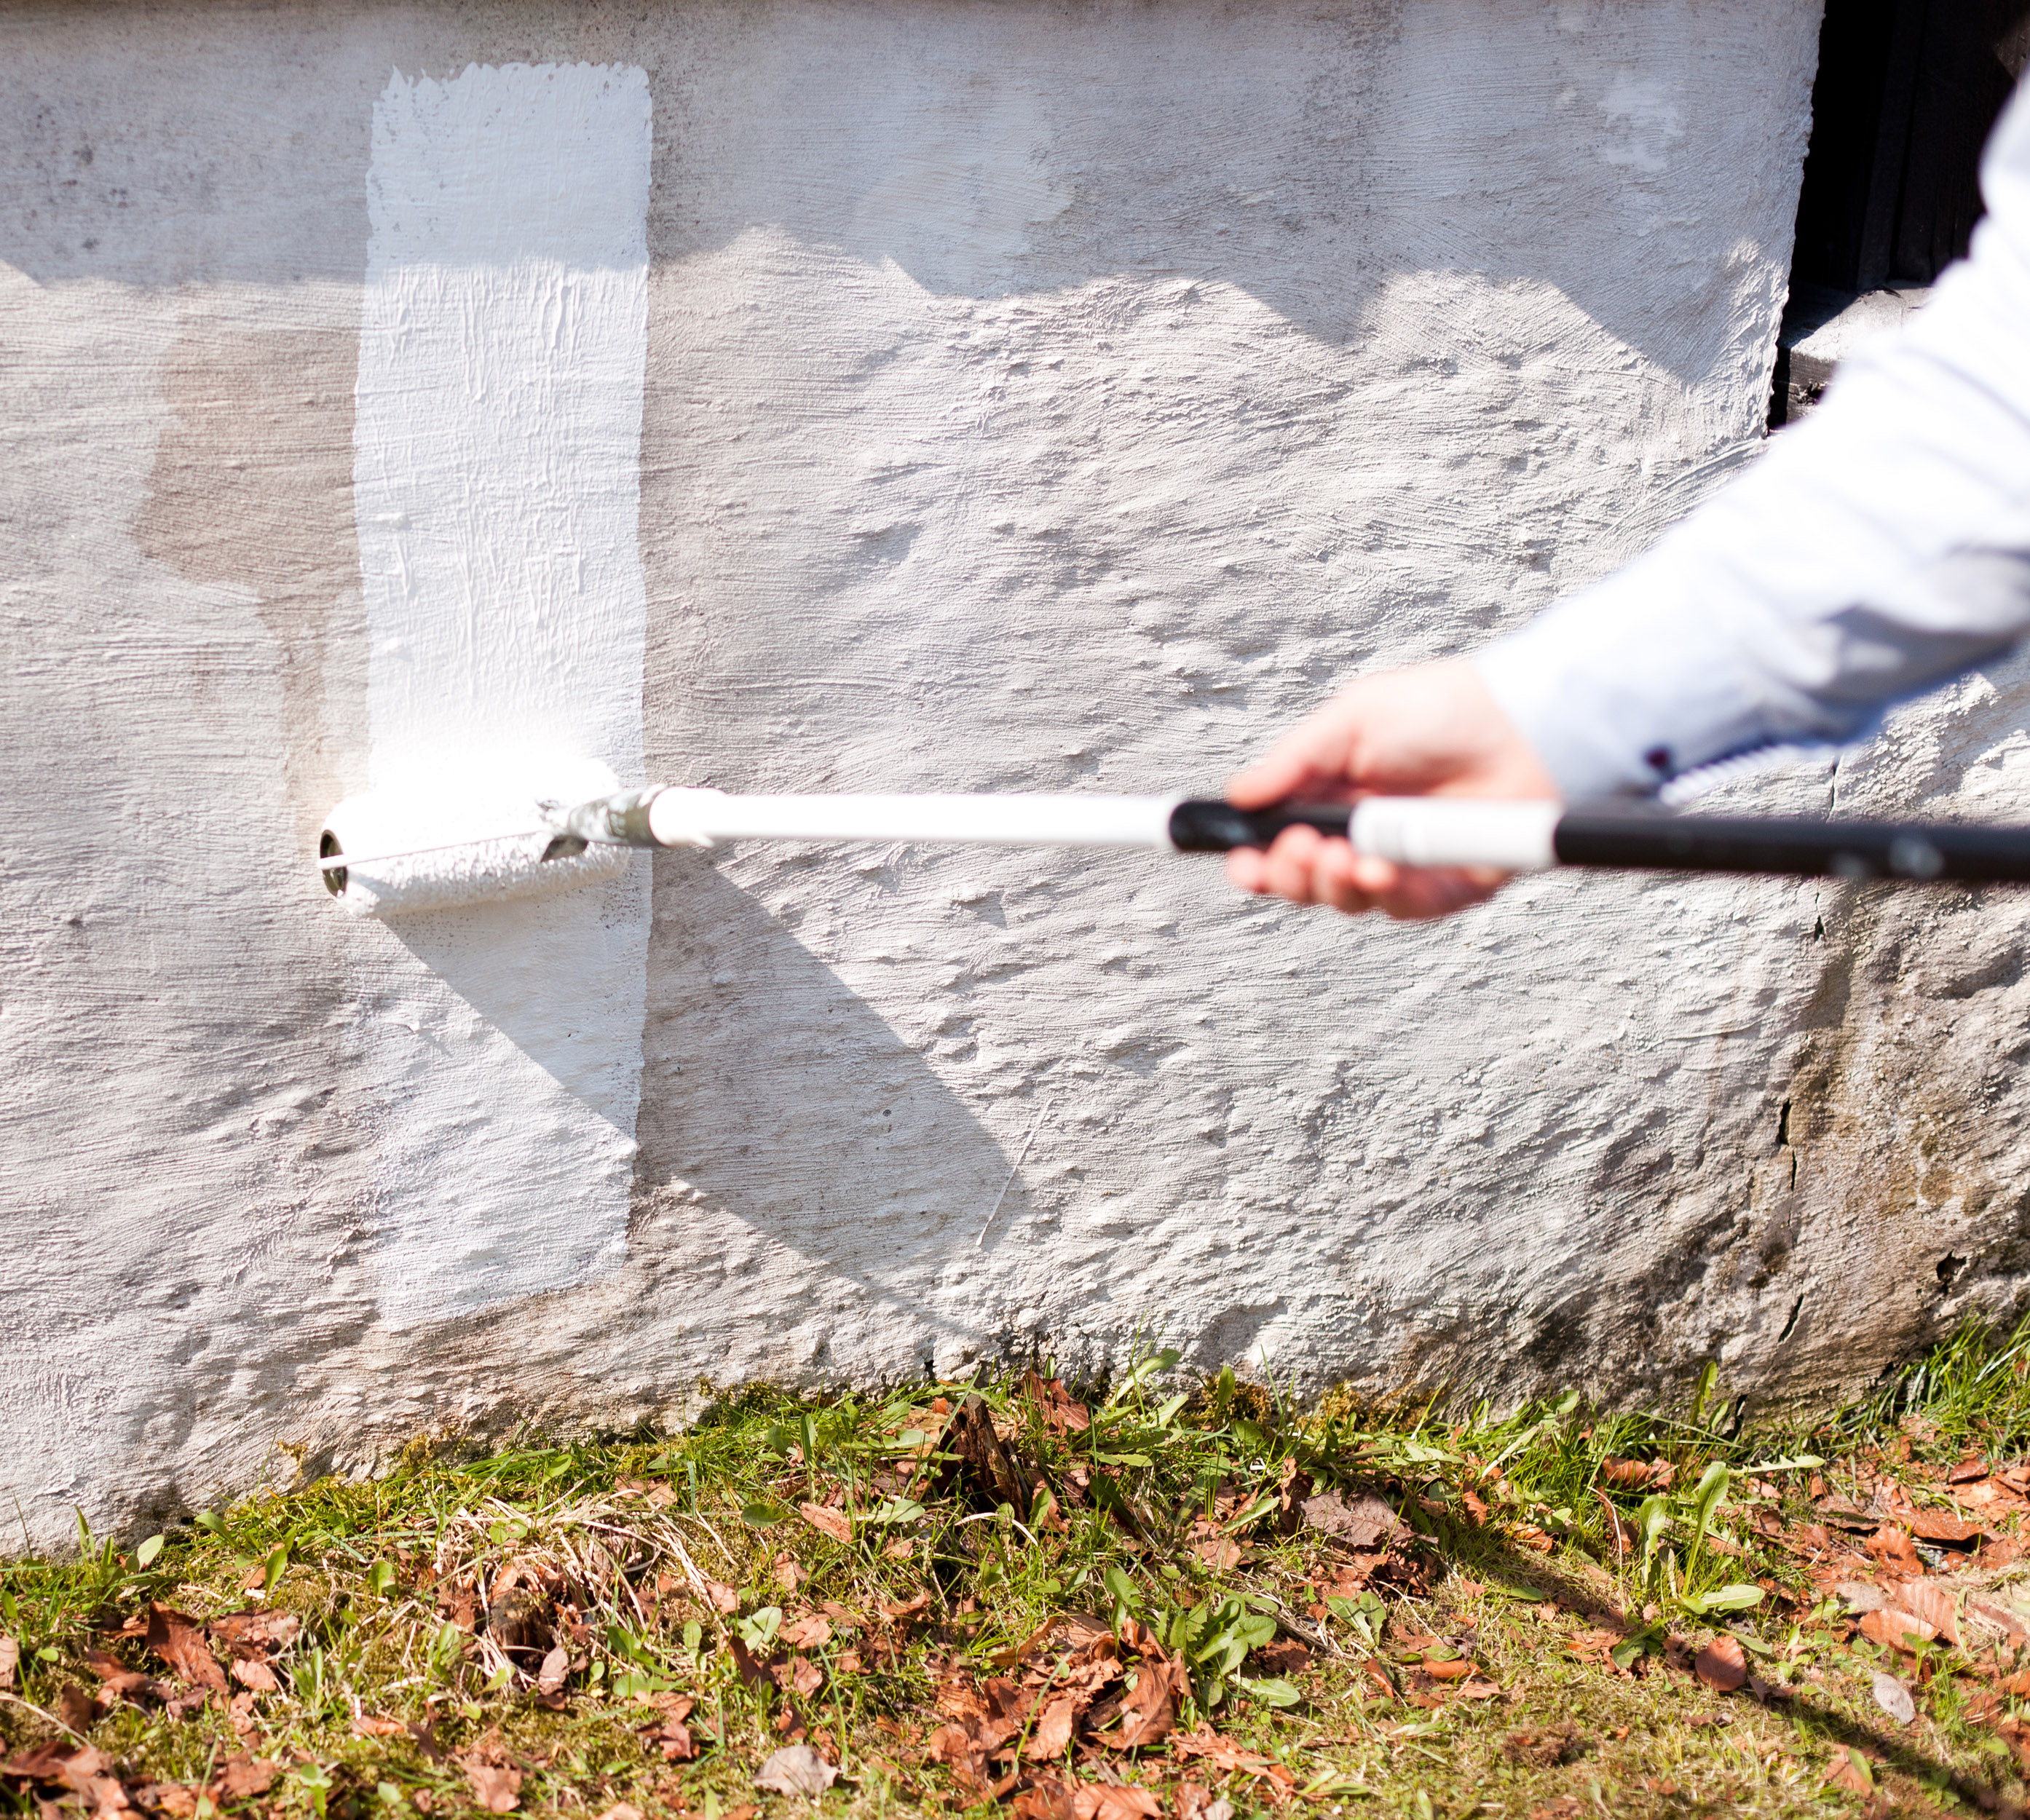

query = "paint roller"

[{"left": 317, "top": 770, "right": 2030, "bottom": 918}]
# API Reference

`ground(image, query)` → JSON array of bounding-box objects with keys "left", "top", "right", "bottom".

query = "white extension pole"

[
  {"left": 1348, "top": 797, "right": 1560, "bottom": 871},
  {"left": 645, "top": 788, "right": 1180, "bottom": 850}
]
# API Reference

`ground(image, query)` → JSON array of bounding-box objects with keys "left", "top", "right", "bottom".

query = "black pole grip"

[
  {"left": 1554, "top": 808, "right": 2030, "bottom": 882},
  {"left": 1167, "top": 800, "right": 1353, "bottom": 852}
]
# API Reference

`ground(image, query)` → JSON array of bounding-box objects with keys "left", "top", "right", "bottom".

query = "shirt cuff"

[{"left": 1474, "top": 561, "right": 1777, "bottom": 802}]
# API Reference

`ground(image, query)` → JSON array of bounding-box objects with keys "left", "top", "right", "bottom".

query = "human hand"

[{"left": 1224, "top": 659, "right": 1560, "bottom": 919}]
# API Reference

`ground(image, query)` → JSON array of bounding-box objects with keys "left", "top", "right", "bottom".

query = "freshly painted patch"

[{"left": 352, "top": 61, "right": 652, "bottom": 1322}]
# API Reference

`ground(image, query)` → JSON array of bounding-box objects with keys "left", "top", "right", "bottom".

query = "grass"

[{"left": 12, "top": 1329, "right": 2030, "bottom": 1820}]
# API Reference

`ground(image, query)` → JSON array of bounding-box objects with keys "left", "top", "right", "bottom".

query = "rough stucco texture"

[{"left": 10, "top": 0, "right": 1997, "bottom": 1553}]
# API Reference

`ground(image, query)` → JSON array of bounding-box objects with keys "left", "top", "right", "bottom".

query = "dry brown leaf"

[
  {"left": 216, "top": 1757, "right": 279, "bottom": 1800},
  {"left": 1865, "top": 1526, "right": 1922, "bottom": 1573},
  {"left": 1906, "top": 1507, "right": 1984, "bottom": 1545},
  {"left": 781, "top": 1614, "right": 834, "bottom": 1650},
  {"left": 1024, "top": 1372, "right": 1091, "bottom": 1435},
  {"left": 463, "top": 1762, "right": 522, "bottom": 1813},
  {"left": 786, "top": 1654, "right": 824, "bottom": 1698},
  {"left": 1112, "top": 1658, "right": 1182, "bottom": 1750},
  {"left": 593, "top": 1806, "right": 645, "bottom": 1820},
  {"left": 1455, "top": 1677, "right": 1502, "bottom": 1700},
  {"left": 928, "top": 1723, "right": 986, "bottom": 1768},
  {"left": 353, "top": 1717, "right": 406, "bottom": 1738},
  {"left": 1299, "top": 1491, "right": 1397, "bottom": 1550},
  {"left": 1025, "top": 1694, "right": 1079, "bottom": 1761},
  {"left": 1172, "top": 1784, "right": 1233, "bottom": 1820},
  {"left": 1871, "top": 1671, "right": 1917, "bottom": 1727},
  {"left": 1504, "top": 1725, "right": 1587, "bottom": 1768},
  {"left": 1694, "top": 1636, "right": 1747, "bottom": 1693},
  {"left": 1598, "top": 1458, "right": 1654, "bottom": 1489},
  {"left": 1169, "top": 1730, "right": 1271, "bottom": 1775},
  {"left": 754, "top": 1744, "right": 839, "bottom": 1799},
  {"left": 50, "top": 1746, "right": 113, "bottom": 1792},
  {"left": 208, "top": 1612, "right": 300, "bottom": 1655},
  {"left": 143, "top": 1606, "right": 227, "bottom": 1699},
  {"left": 1422, "top": 1658, "right": 1472, "bottom": 1682},
  {"left": 1250, "top": 1637, "right": 1310, "bottom": 1677},
  {"left": 1191, "top": 1537, "right": 1243, "bottom": 1571},
  {"left": 703, "top": 1580, "right": 738, "bottom": 1613},
  {"left": 1, "top": 1741, "right": 85, "bottom": 1782},
  {"left": 536, "top": 1645, "right": 569, "bottom": 1698},
  {"left": 1073, "top": 1787, "right": 1164, "bottom": 1820},
  {"left": 82, "top": 1649, "right": 157, "bottom": 1704},
  {"left": 1825, "top": 1749, "right": 1873, "bottom": 1795},
  {"left": 0, "top": 1637, "right": 17, "bottom": 1692},
  {"left": 1970, "top": 1597, "right": 2030, "bottom": 1646},
  {"left": 55, "top": 1685, "right": 106, "bottom": 1733},
  {"left": 229, "top": 1658, "right": 280, "bottom": 1693},
  {"left": 1859, "top": 1607, "right": 1937, "bottom": 1653},
  {"left": 799, "top": 1503, "right": 853, "bottom": 1546},
  {"left": 636, "top": 1695, "right": 697, "bottom": 1762},
  {"left": 1014, "top": 1778, "right": 1079, "bottom": 1820}
]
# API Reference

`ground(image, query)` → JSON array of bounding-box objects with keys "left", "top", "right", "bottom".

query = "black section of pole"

[
  {"left": 1552, "top": 809, "right": 2030, "bottom": 882},
  {"left": 1166, "top": 800, "right": 1354, "bottom": 852}
]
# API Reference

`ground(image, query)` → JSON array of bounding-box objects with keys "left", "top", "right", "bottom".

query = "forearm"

[{"left": 1477, "top": 89, "right": 2030, "bottom": 801}]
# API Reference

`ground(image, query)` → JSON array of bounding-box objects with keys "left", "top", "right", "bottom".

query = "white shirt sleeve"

[{"left": 1474, "top": 79, "right": 2030, "bottom": 802}]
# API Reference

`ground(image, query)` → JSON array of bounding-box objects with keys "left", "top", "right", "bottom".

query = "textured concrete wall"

[{"left": 0, "top": 0, "right": 1942, "bottom": 1555}]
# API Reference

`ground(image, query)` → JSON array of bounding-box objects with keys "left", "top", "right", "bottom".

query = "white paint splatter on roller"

[{"left": 352, "top": 61, "right": 652, "bottom": 1322}]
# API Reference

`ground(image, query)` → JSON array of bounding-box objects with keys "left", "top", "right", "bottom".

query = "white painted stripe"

[{"left": 352, "top": 62, "right": 652, "bottom": 1324}]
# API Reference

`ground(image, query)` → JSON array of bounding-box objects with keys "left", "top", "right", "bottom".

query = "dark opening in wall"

[{"left": 1770, "top": 0, "right": 2030, "bottom": 424}]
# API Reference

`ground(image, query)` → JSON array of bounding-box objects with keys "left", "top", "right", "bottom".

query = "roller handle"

[
  {"left": 1166, "top": 801, "right": 1351, "bottom": 851},
  {"left": 1555, "top": 808, "right": 2030, "bottom": 882}
]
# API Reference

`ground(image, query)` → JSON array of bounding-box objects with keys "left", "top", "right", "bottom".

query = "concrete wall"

[{"left": 9, "top": 0, "right": 1978, "bottom": 1554}]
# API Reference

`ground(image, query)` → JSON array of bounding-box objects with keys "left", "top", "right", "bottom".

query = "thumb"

[{"left": 1226, "top": 704, "right": 1364, "bottom": 808}]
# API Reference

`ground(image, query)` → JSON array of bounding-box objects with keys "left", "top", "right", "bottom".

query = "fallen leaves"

[
  {"left": 1111, "top": 1658, "right": 1187, "bottom": 1749},
  {"left": 1298, "top": 1491, "right": 1398, "bottom": 1551},
  {"left": 1504, "top": 1724, "right": 1589, "bottom": 1768},
  {"left": 1598, "top": 1457, "right": 1656, "bottom": 1490},
  {"left": 1864, "top": 1524, "right": 1922, "bottom": 1574},
  {"left": 1871, "top": 1670, "right": 1918, "bottom": 1727},
  {"left": 141, "top": 1605, "right": 228, "bottom": 1699},
  {"left": 1025, "top": 1694, "right": 1080, "bottom": 1760},
  {"left": 1693, "top": 1636, "right": 1747, "bottom": 1693},
  {"left": 1026, "top": 1372, "right": 1091, "bottom": 1436},
  {"left": 636, "top": 1694, "right": 698, "bottom": 1762},
  {"left": 464, "top": 1762, "right": 523, "bottom": 1813},
  {"left": 215, "top": 1756, "right": 279, "bottom": 1800},
  {"left": 1825, "top": 1746, "right": 1876, "bottom": 1795},
  {"left": 798, "top": 1502, "right": 852, "bottom": 1546},
  {"left": 754, "top": 1744, "right": 839, "bottom": 1798},
  {"left": 1073, "top": 1784, "right": 1163, "bottom": 1820},
  {"left": 1903, "top": 1506, "right": 1983, "bottom": 1546},
  {"left": 1173, "top": 1784, "right": 1235, "bottom": 1820},
  {"left": 1858, "top": 1607, "right": 1937, "bottom": 1652},
  {"left": 781, "top": 1613, "right": 834, "bottom": 1650}
]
